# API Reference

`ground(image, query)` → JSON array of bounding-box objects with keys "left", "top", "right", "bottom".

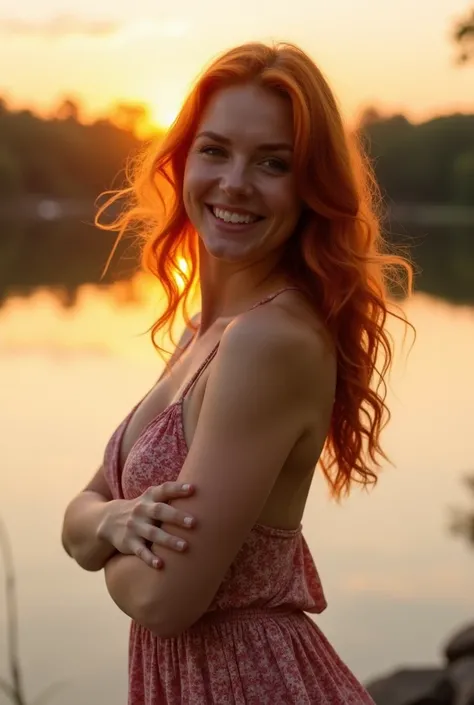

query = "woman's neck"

[{"left": 197, "top": 246, "right": 290, "bottom": 334}]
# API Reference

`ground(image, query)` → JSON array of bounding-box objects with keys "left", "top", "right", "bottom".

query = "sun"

[{"left": 148, "top": 101, "right": 181, "bottom": 131}]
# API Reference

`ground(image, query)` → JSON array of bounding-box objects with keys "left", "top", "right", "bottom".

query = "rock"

[
  {"left": 444, "top": 625, "right": 474, "bottom": 663},
  {"left": 366, "top": 667, "right": 449, "bottom": 705},
  {"left": 445, "top": 655, "right": 474, "bottom": 705},
  {"left": 366, "top": 624, "right": 474, "bottom": 705}
]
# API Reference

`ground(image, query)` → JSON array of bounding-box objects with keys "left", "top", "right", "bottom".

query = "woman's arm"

[
  {"left": 104, "top": 308, "right": 331, "bottom": 637},
  {"left": 62, "top": 314, "right": 200, "bottom": 573},
  {"left": 104, "top": 553, "right": 162, "bottom": 625},
  {"left": 63, "top": 472, "right": 198, "bottom": 574},
  {"left": 62, "top": 466, "right": 118, "bottom": 572}
]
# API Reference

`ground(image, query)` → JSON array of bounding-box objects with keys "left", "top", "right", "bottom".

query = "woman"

[{"left": 62, "top": 41, "right": 412, "bottom": 704}]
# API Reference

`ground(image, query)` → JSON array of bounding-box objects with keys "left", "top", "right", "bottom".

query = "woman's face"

[{"left": 183, "top": 83, "right": 302, "bottom": 264}]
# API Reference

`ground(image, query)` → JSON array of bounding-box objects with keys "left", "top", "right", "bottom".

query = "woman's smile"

[{"left": 204, "top": 203, "right": 265, "bottom": 235}]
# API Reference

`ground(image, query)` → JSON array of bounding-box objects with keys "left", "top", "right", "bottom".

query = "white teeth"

[{"left": 212, "top": 207, "right": 258, "bottom": 224}]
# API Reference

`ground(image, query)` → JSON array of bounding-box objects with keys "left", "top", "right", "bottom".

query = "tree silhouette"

[
  {"left": 111, "top": 101, "right": 149, "bottom": 135},
  {"left": 453, "top": 6, "right": 474, "bottom": 63},
  {"left": 54, "top": 98, "right": 80, "bottom": 122}
]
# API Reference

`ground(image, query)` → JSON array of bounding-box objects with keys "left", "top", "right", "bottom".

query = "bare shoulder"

[{"left": 217, "top": 293, "right": 336, "bottom": 408}]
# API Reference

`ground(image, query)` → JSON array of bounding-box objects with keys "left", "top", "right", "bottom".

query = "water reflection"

[
  {"left": 0, "top": 218, "right": 473, "bottom": 307},
  {"left": 0, "top": 218, "right": 138, "bottom": 308},
  {"left": 0, "top": 217, "right": 474, "bottom": 704},
  {"left": 1, "top": 287, "right": 473, "bottom": 704}
]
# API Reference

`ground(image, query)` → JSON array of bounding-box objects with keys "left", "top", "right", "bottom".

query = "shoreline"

[{"left": 1, "top": 197, "right": 474, "bottom": 226}]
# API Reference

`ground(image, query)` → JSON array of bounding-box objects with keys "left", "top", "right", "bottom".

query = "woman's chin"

[{"left": 200, "top": 233, "right": 254, "bottom": 264}]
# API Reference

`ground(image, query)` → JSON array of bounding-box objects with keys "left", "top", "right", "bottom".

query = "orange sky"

[{"left": 0, "top": 0, "right": 472, "bottom": 130}]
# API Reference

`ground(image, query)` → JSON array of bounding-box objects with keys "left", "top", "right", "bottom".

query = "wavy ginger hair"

[{"left": 97, "top": 42, "right": 413, "bottom": 499}]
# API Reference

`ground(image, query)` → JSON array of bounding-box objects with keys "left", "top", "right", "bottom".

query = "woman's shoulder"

[
  {"left": 229, "top": 290, "right": 332, "bottom": 352},
  {"left": 217, "top": 292, "right": 336, "bottom": 392}
]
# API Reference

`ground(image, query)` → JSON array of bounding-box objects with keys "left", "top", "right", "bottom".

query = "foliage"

[
  {"left": 358, "top": 112, "right": 474, "bottom": 206},
  {"left": 450, "top": 150, "right": 474, "bottom": 204},
  {"left": 0, "top": 100, "right": 143, "bottom": 200},
  {"left": 0, "top": 145, "right": 23, "bottom": 195}
]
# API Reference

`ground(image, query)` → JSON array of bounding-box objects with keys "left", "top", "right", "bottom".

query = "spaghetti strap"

[
  {"left": 179, "top": 286, "right": 300, "bottom": 402},
  {"left": 248, "top": 285, "right": 301, "bottom": 310},
  {"left": 179, "top": 343, "right": 220, "bottom": 401}
]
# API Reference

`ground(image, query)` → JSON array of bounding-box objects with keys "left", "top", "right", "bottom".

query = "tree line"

[
  {"left": 1, "top": 97, "right": 474, "bottom": 207},
  {"left": 0, "top": 98, "right": 143, "bottom": 200},
  {"left": 360, "top": 110, "right": 474, "bottom": 206}
]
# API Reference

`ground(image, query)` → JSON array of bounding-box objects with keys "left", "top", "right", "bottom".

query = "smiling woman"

[
  {"left": 62, "top": 41, "right": 414, "bottom": 705},
  {"left": 183, "top": 84, "right": 301, "bottom": 263}
]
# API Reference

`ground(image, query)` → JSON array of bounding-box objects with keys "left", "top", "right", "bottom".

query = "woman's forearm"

[
  {"left": 61, "top": 491, "right": 117, "bottom": 571},
  {"left": 104, "top": 554, "right": 163, "bottom": 628}
]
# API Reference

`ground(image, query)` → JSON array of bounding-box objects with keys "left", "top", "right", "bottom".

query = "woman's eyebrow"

[{"left": 195, "top": 130, "right": 293, "bottom": 152}]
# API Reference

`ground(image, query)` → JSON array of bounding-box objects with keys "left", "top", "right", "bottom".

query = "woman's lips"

[{"left": 205, "top": 205, "right": 264, "bottom": 232}]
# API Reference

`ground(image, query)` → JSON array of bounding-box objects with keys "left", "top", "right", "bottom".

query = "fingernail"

[
  {"left": 184, "top": 517, "right": 194, "bottom": 526},
  {"left": 153, "top": 559, "right": 162, "bottom": 569},
  {"left": 177, "top": 540, "right": 186, "bottom": 550},
  {"left": 182, "top": 484, "right": 191, "bottom": 491}
]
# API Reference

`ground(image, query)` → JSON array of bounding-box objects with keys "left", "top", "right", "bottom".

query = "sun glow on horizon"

[{"left": 147, "top": 98, "right": 183, "bottom": 131}]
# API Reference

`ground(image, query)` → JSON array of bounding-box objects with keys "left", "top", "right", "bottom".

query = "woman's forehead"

[{"left": 197, "top": 84, "right": 294, "bottom": 145}]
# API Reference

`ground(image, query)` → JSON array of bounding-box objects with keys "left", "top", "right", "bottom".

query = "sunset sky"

[{"left": 0, "top": 0, "right": 472, "bottom": 130}]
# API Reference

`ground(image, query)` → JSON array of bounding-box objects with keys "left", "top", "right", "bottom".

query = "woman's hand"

[{"left": 98, "top": 483, "right": 196, "bottom": 569}]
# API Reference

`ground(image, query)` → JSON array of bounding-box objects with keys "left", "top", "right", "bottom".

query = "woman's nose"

[{"left": 219, "top": 162, "right": 253, "bottom": 198}]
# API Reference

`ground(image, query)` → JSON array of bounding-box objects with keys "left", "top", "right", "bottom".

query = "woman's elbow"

[{"left": 141, "top": 601, "right": 202, "bottom": 639}]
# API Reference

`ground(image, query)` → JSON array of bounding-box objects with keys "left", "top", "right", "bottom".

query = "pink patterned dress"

[{"left": 104, "top": 289, "right": 375, "bottom": 705}]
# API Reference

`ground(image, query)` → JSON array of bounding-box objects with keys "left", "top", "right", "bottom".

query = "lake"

[{"left": 0, "top": 224, "right": 473, "bottom": 704}]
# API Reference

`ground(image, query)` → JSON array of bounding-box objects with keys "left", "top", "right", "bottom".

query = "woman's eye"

[
  {"left": 199, "top": 145, "right": 225, "bottom": 157},
  {"left": 261, "top": 158, "right": 289, "bottom": 173}
]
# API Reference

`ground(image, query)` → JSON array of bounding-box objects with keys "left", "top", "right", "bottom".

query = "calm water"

[{"left": 0, "top": 274, "right": 474, "bottom": 704}]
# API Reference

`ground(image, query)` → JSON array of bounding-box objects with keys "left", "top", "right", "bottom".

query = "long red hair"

[{"left": 96, "top": 41, "right": 413, "bottom": 499}]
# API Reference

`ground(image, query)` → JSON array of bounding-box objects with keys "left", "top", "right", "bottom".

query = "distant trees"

[
  {"left": 451, "top": 150, "right": 474, "bottom": 204},
  {"left": 0, "top": 98, "right": 145, "bottom": 201},
  {"left": 358, "top": 112, "right": 474, "bottom": 206},
  {"left": 54, "top": 97, "right": 81, "bottom": 122},
  {"left": 0, "top": 145, "right": 22, "bottom": 195},
  {"left": 0, "top": 95, "right": 473, "bottom": 206},
  {"left": 111, "top": 102, "right": 149, "bottom": 135}
]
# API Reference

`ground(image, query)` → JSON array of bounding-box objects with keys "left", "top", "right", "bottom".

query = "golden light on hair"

[
  {"left": 96, "top": 41, "right": 414, "bottom": 499},
  {"left": 173, "top": 257, "right": 190, "bottom": 291}
]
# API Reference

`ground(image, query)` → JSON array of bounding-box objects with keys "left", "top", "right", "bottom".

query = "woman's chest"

[
  {"left": 119, "top": 380, "right": 175, "bottom": 470},
  {"left": 119, "top": 336, "right": 222, "bottom": 468},
  {"left": 120, "top": 409, "right": 186, "bottom": 498},
  {"left": 118, "top": 371, "right": 210, "bottom": 498}
]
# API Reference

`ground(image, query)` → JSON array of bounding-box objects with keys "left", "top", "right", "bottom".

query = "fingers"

[
  {"left": 148, "top": 501, "right": 196, "bottom": 528},
  {"left": 149, "top": 482, "right": 195, "bottom": 503},
  {"left": 147, "top": 483, "right": 196, "bottom": 528},
  {"left": 133, "top": 542, "right": 163, "bottom": 570},
  {"left": 132, "top": 525, "right": 189, "bottom": 571},
  {"left": 130, "top": 483, "right": 196, "bottom": 569},
  {"left": 142, "top": 524, "right": 188, "bottom": 552}
]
